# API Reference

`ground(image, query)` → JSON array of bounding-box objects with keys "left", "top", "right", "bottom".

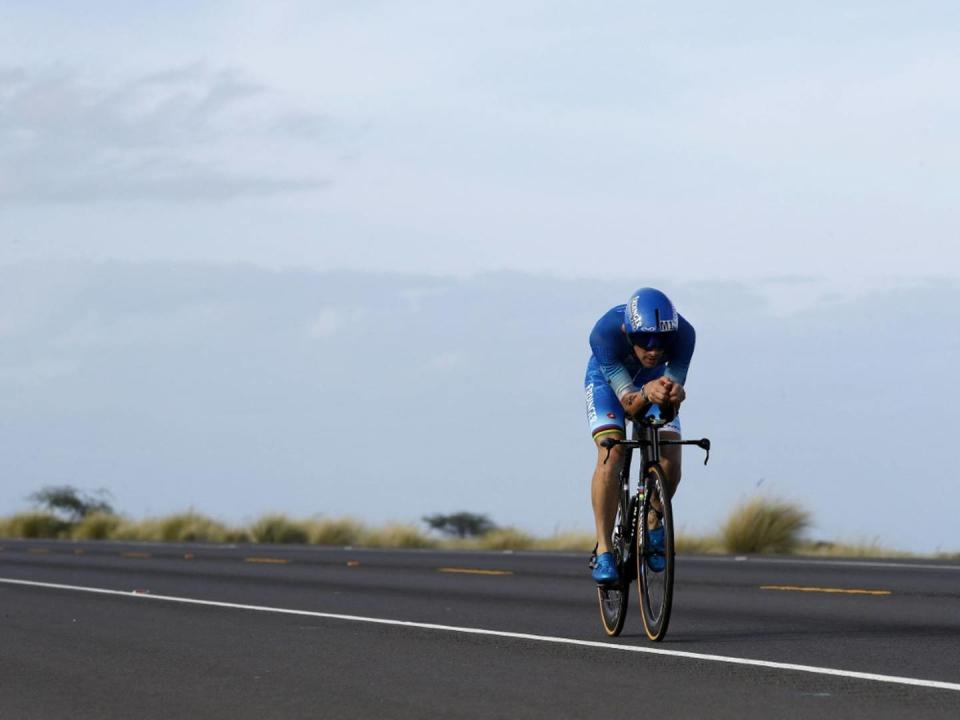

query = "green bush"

[
  {"left": 720, "top": 497, "right": 810, "bottom": 554},
  {"left": 249, "top": 514, "right": 310, "bottom": 544},
  {"left": 0, "top": 512, "right": 70, "bottom": 539},
  {"left": 71, "top": 512, "right": 123, "bottom": 540}
]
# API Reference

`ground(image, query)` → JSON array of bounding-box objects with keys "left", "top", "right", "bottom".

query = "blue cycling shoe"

[
  {"left": 646, "top": 526, "right": 666, "bottom": 573},
  {"left": 591, "top": 551, "right": 620, "bottom": 584}
]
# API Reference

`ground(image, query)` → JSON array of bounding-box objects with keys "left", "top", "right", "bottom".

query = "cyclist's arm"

[
  {"left": 663, "top": 316, "right": 695, "bottom": 386},
  {"left": 589, "top": 318, "right": 643, "bottom": 399}
]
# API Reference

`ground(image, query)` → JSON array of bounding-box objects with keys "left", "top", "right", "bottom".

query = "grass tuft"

[
  {"left": 306, "top": 517, "right": 366, "bottom": 546},
  {"left": 71, "top": 512, "right": 123, "bottom": 540},
  {"left": 532, "top": 531, "right": 596, "bottom": 552},
  {"left": 361, "top": 523, "right": 436, "bottom": 549},
  {"left": 112, "top": 512, "right": 245, "bottom": 543},
  {"left": 470, "top": 527, "right": 536, "bottom": 551},
  {"left": 0, "top": 512, "right": 70, "bottom": 539},
  {"left": 248, "top": 514, "right": 310, "bottom": 544},
  {"left": 720, "top": 497, "right": 810, "bottom": 554}
]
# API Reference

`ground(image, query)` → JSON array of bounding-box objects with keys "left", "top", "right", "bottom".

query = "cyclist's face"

[{"left": 634, "top": 345, "right": 666, "bottom": 368}]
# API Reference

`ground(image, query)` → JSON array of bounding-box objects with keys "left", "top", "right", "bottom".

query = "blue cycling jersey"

[{"left": 588, "top": 305, "right": 696, "bottom": 400}]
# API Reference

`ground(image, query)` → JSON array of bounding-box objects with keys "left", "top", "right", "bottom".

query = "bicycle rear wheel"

[
  {"left": 636, "top": 463, "right": 675, "bottom": 641},
  {"left": 596, "top": 497, "right": 635, "bottom": 637}
]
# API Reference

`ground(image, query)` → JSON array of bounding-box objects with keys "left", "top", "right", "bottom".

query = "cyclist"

[{"left": 584, "top": 287, "right": 695, "bottom": 583}]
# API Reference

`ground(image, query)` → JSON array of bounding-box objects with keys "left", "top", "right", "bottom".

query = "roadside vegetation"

[{"left": 0, "top": 487, "right": 930, "bottom": 557}]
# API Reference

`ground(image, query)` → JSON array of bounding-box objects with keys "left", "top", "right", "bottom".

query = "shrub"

[
  {"left": 160, "top": 513, "right": 242, "bottom": 542},
  {"left": 29, "top": 485, "right": 112, "bottom": 521},
  {"left": 1, "top": 512, "right": 70, "bottom": 539},
  {"left": 249, "top": 514, "right": 310, "bottom": 544},
  {"left": 422, "top": 512, "right": 496, "bottom": 538},
  {"left": 110, "top": 513, "right": 242, "bottom": 543},
  {"left": 361, "top": 523, "right": 436, "bottom": 549},
  {"left": 71, "top": 512, "right": 123, "bottom": 540},
  {"left": 472, "top": 527, "right": 536, "bottom": 551},
  {"left": 720, "top": 497, "right": 810, "bottom": 554},
  {"left": 307, "top": 517, "right": 365, "bottom": 546},
  {"left": 533, "top": 531, "right": 596, "bottom": 552}
]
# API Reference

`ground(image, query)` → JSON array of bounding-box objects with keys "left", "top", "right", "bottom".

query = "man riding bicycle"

[{"left": 584, "top": 287, "right": 695, "bottom": 583}]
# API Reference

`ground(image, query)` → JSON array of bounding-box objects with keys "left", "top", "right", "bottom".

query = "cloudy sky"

[{"left": 1, "top": 3, "right": 958, "bottom": 550}]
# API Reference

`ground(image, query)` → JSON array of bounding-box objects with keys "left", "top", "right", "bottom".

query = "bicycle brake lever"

[
  {"left": 603, "top": 447, "right": 612, "bottom": 465},
  {"left": 699, "top": 438, "right": 711, "bottom": 465}
]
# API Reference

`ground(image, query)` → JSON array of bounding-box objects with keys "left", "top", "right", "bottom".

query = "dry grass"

[
  {"left": 720, "top": 497, "right": 811, "bottom": 554},
  {"left": 361, "top": 523, "right": 437, "bottom": 549},
  {"left": 468, "top": 527, "right": 536, "bottom": 551},
  {"left": 71, "top": 512, "right": 123, "bottom": 540},
  {"left": 1, "top": 501, "right": 944, "bottom": 557},
  {"left": 0, "top": 512, "right": 70, "bottom": 539},
  {"left": 532, "top": 531, "right": 596, "bottom": 552},
  {"left": 112, "top": 512, "right": 246, "bottom": 543},
  {"left": 248, "top": 514, "right": 310, "bottom": 544},
  {"left": 306, "top": 517, "right": 366, "bottom": 546},
  {"left": 675, "top": 532, "right": 722, "bottom": 554}
]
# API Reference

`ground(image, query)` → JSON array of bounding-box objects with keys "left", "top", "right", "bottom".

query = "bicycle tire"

[
  {"left": 596, "top": 496, "right": 634, "bottom": 636},
  {"left": 636, "top": 462, "right": 675, "bottom": 641}
]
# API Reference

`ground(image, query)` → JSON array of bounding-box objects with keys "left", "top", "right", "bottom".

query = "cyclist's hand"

[
  {"left": 667, "top": 382, "right": 686, "bottom": 406},
  {"left": 644, "top": 377, "right": 672, "bottom": 405}
]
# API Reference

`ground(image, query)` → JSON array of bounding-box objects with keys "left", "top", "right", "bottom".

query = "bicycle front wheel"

[
  {"left": 636, "top": 463, "right": 675, "bottom": 641},
  {"left": 596, "top": 496, "right": 635, "bottom": 637}
]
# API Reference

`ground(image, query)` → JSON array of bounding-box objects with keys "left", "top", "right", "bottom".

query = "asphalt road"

[{"left": 1, "top": 538, "right": 959, "bottom": 719}]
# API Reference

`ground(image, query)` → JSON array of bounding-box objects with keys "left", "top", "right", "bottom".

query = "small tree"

[
  {"left": 422, "top": 512, "right": 496, "bottom": 538},
  {"left": 28, "top": 485, "right": 113, "bottom": 522}
]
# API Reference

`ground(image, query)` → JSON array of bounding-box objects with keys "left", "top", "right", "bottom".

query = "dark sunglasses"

[{"left": 628, "top": 331, "right": 671, "bottom": 350}]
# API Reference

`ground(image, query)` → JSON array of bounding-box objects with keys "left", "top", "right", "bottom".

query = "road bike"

[{"left": 592, "top": 416, "right": 710, "bottom": 641}]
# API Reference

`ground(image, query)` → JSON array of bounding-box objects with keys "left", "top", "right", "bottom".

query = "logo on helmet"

[{"left": 629, "top": 297, "right": 644, "bottom": 332}]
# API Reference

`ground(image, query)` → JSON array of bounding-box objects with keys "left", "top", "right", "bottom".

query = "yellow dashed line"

[
  {"left": 122, "top": 552, "right": 152, "bottom": 559},
  {"left": 28, "top": 548, "right": 49, "bottom": 554},
  {"left": 438, "top": 567, "right": 514, "bottom": 576},
  {"left": 761, "top": 585, "right": 891, "bottom": 596},
  {"left": 244, "top": 557, "right": 290, "bottom": 565},
  {"left": 74, "top": 549, "right": 85, "bottom": 555}
]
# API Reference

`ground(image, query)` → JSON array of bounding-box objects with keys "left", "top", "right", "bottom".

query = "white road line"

[{"left": 2, "top": 575, "right": 958, "bottom": 693}]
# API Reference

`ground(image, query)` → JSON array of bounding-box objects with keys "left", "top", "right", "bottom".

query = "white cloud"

[{"left": 0, "top": 64, "right": 328, "bottom": 205}]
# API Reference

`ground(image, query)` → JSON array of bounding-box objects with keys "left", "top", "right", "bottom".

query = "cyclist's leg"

[
  {"left": 592, "top": 433, "right": 624, "bottom": 554},
  {"left": 644, "top": 409, "right": 682, "bottom": 527},
  {"left": 584, "top": 365, "right": 625, "bottom": 555},
  {"left": 659, "top": 430, "right": 682, "bottom": 499}
]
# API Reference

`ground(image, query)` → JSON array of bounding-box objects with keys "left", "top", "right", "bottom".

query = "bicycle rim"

[
  {"left": 596, "top": 499, "right": 633, "bottom": 636},
  {"left": 636, "top": 464, "right": 675, "bottom": 641}
]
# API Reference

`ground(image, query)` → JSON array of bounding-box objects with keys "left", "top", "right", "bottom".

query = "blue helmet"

[{"left": 624, "top": 287, "right": 678, "bottom": 348}]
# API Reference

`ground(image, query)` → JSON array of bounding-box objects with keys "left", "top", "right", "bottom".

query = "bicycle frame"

[{"left": 602, "top": 418, "right": 711, "bottom": 579}]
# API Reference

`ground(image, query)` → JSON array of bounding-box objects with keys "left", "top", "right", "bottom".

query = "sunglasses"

[{"left": 628, "top": 332, "right": 670, "bottom": 350}]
